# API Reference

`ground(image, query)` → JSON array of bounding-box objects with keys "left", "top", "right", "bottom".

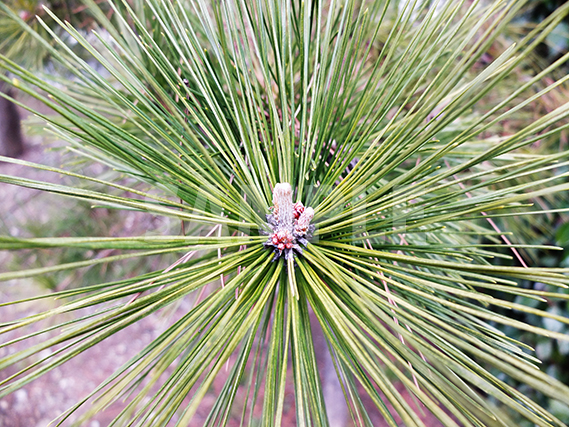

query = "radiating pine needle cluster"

[{"left": 1, "top": 1, "right": 569, "bottom": 427}]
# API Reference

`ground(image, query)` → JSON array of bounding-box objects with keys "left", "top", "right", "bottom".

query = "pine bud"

[{"left": 264, "top": 183, "right": 314, "bottom": 261}]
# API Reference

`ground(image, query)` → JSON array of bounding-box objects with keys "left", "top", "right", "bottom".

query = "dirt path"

[{"left": 0, "top": 102, "right": 178, "bottom": 426}]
